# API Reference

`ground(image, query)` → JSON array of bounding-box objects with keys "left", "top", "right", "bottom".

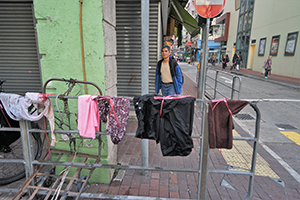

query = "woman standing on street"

[{"left": 263, "top": 56, "right": 272, "bottom": 79}]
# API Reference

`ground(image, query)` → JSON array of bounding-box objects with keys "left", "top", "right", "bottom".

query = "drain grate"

[
  {"left": 235, "top": 113, "right": 254, "bottom": 120},
  {"left": 275, "top": 124, "right": 297, "bottom": 130}
]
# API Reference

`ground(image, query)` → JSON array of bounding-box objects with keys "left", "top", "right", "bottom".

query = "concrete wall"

[
  {"left": 33, "top": 0, "right": 117, "bottom": 183},
  {"left": 102, "top": 0, "right": 118, "bottom": 181}
]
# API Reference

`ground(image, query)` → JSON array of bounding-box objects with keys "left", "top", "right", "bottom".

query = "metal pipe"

[
  {"left": 31, "top": 160, "right": 200, "bottom": 173},
  {"left": 214, "top": 70, "right": 218, "bottom": 98},
  {"left": 79, "top": 0, "right": 87, "bottom": 94},
  {"left": 209, "top": 169, "right": 253, "bottom": 176},
  {"left": 231, "top": 76, "right": 236, "bottom": 99},
  {"left": 157, "top": 2, "right": 162, "bottom": 60},
  {"left": 43, "top": 78, "right": 102, "bottom": 95},
  {"left": 141, "top": 0, "right": 149, "bottom": 175},
  {"left": 198, "top": 18, "right": 210, "bottom": 101},
  {"left": 237, "top": 76, "right": 242, "bottom": 100},
  {"left": 19, "top": 120, "right": 34, "bottom": 179},
  {"left": 198, "top": 105, "right": 209, "bottom": 200},
  {"left": 245, "top": 103, "right": 261, "bottom": 199}
]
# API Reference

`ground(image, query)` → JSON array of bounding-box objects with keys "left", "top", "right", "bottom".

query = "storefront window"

[
  {"left": 236, "top": 0, "right": 255, "bottom": 68},
  {"left": 244, "top": 0, "right": 248, "bottom": 12},
  {"left": 240, "top": 0, "right": 245, "bottom": 14},
  {"left": 236, "top": 34, "right": 242, "bottom": 49},
  {"left": 239, "top": 15, "right": 244, "bottom": 32},
  {"left": 243, "top": 13, "right": 248, "bottom": 31},
  {"left": 245, "top": 32, "right": 250, "bottom": 47},
  {"left": 247, "top": 12, "right": 252, "bottom": 30},
  {"left": 240, "top": 35, "right": 245, "bottom": 49},
  {"left": 250, "top": 0, "right": 255, "bottom": 8}
]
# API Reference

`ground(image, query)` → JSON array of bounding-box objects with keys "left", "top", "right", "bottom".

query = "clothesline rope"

[
  {"left": 154, "top": 94, "right": 193, "bottom": 117},
  {"left": 211, "top": 98, "right": 233, "bottom": 115}
]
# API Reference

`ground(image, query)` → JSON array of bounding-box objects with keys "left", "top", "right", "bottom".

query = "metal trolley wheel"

[
  {"left": 0, "top": 80, "right": 42, "bottom": 185},
  {"left": 0, "top": 132, "right": 42, "bottom": 185}
]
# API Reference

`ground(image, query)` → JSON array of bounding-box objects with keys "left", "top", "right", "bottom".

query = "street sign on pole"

[{"left": 194, "top": 0, "right": 225, "bottom": 18}]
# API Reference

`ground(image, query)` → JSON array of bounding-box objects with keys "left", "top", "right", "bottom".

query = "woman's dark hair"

[{"left": 161, "top": 45, "right": 171, "bottom": 52}]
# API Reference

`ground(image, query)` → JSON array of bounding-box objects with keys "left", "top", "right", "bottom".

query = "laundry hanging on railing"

[
  {"left": 77, "top": 95, "right": 100, "bottom": 139},
  {"left": 77, "top": 95, "right": 130, "bottom": 144},
  {"left": 95, "top": 96, "right": 130, "bottom": 144},
  {"left": 208, "top": 98, "right": 249, "bottom": 149},
  {"left": 134, "top": 94, "right": 196, "bottom": 156},
  {"left": 0, "top": 92, "right": 56, "bottom": 146}
]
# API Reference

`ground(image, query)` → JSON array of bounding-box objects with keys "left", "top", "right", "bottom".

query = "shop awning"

[
  {"left": 197, "top": 40, "right": 220, "bottom": 50},
  {"left": 169, "top": 0, "right": 201, "bottom": 38}
]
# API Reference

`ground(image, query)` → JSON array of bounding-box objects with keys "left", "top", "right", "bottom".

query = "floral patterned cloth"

[
  {"left": 96, "top": 96, "right": 130, "bottom": 144},
  {"left": 96, "top": 98, "right": 110, "bottom": 123}
]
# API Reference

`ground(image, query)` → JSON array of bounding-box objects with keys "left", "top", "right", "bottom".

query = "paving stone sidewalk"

[{"left": 211, "top": 64, "right": 300, "bottom": 88}]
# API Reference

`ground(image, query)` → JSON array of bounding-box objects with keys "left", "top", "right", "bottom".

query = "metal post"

[
  {"left": 20, "top": 120, "right": 34, "bottom": 178},
  {"left": 198, "top": 18, "right": 210, "bottom": 100},
  {"left": 198, "top": 105, "right": 209, "bottom": 200},
  {"left": 141, "top": 0, "right": 149, "bottom": 175},
  {"left": 231, "top": 76, "right": 236, "bottom": 99},
  {"left": 245, "top": 103, "right": 261, "bottom": 200},
  {"left": 214, "top": 71, "right": 219, "bottom": 99},
  {"left": 196, "top": 49, "right": 202, "bottom": 94}
]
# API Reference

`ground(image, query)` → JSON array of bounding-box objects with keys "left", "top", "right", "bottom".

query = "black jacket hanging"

[{"left": 134, "top": 94, "right": 195, "bottom": 156}]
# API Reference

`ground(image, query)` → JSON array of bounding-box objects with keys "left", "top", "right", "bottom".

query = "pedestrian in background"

[
  {"left": 226, "top": 54, "right": 229, "bottom": 67},
  {"left": 222, "top": 55, "right": 228, "bottom": 69},
  {"left": 263, "top": 56, "right": 272, "bottom": 79},
  {"left": 230, "top": 53, "right": 237, "bottom": 70},
  {"left": 212, "top": 54, "right": 216, "bottom": 66},
  {"left": 234, "top": 54, "right": 242, "bottom": 71},
  {"left": 155, "top": 46, "right": 183, "bottom": 96},
  {"left": 191, "top": 55, "right": 195, "bottom": 65}
]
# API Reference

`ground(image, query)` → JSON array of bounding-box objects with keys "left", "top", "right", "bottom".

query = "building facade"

[{"left": 216, "top": 0, "right": 300, "bottom": 78}]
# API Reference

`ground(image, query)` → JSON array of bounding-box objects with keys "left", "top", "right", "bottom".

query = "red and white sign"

[
  {"left": 194, "top": 0, "right": 225, "bottom": 18},
  {"left": 186, "top": 42, "right": 192, "bottom": 46}
]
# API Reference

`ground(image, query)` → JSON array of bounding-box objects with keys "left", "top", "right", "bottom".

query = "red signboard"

[
  {"left": 194, "top": 0, "right": 226, "bottom": 18},
  {"left": 186, "top": 42, "right": 192, "bottom": 46}
]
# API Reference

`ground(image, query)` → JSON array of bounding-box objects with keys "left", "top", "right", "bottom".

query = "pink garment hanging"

[{"left": 77, "top": 95, "right": 100, "bottom": 139}]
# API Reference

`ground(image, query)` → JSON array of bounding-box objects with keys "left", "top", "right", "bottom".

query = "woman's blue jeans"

[
  {"left": 161, "top": 83, "right": 176, "bottom": 96},
  {"left": 265, "top": 68, "right": 269, "bottom": 77}
]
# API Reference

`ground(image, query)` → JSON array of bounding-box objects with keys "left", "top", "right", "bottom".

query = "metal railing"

[
  {"left": 0, "top": 100, "right": 261, "bottom": 200},
  {"left": 205, "top": 67, "right": 242, "bottom": 100},
  {"left": 0, "top": 79, "right": 262, "bottom": 200}
]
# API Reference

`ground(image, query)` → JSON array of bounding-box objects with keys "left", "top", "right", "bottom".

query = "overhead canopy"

[
  {"left": 197, "top": 40, "right": 220, "bottom": 50},
  {"left": 169, "top": 0, "right": 201, "bottom": 38}
]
